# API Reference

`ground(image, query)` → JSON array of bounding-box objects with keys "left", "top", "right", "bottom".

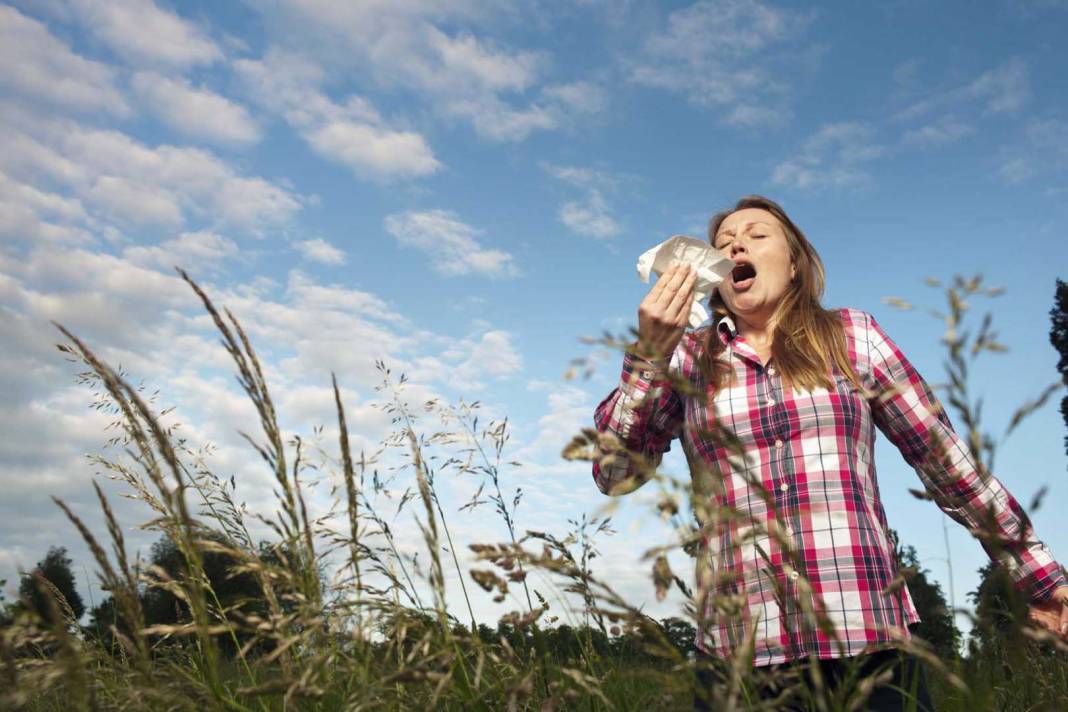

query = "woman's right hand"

[{"left": 636, "top": 263, "right": 697, "bottom": 363}]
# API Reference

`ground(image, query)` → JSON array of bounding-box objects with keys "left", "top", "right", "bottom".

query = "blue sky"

[{"left": 1, "top": 0, "right": 1067, "bottom": 638}]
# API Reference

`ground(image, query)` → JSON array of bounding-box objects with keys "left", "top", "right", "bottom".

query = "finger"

[
  {"left": 665, "top": 270, "right": 698, "bottom": 325},
  {"left": 645, "top": 265, "right": 679, "bottom": 303},
  {"left": 1029, "top": 608, "right": 1051, "bottom": 627},
  {"left": 655, "top": 264, "right": 692, "bottom": 308},
  {"left": 661, "top": 266, "right": 696, "bottom": 315},
  {"left": 674, "top": 290, "right": 697, "bottom": 328},
  {"left": 1029, "top": 607, "right": 1059, "bottom": 633},
  {"left": 1059, "top": 599, "right": 1068, "bottom": 637}
]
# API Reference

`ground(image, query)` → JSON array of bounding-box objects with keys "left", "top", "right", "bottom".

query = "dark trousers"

[{"left": 693, "top": 648, "right": 935, "bottom": 711}]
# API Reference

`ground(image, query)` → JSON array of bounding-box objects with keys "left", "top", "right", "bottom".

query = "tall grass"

[{"left": 0, "top": 271, "right": 1065, "bottom": 711}]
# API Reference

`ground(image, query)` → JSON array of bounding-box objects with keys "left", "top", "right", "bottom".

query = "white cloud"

[
  {"left": 770, "top": 122, "right": 886, "bottom": 191},
  {"left": 425, "top": 26, "right": 541, "bottom": 93},
  {"left": 132, "top": 72, "right": 261, "bottom": 146},
  {"left": 267, "top": 2, "right": 539, "bottom": 96},
  {"left": 894, "top": 58, "right": 1030, "bottom": 122},
  {"left": 545, "top": 164, "right": 619, "bottom": 191},
  {"left": 123, "top": 231, "right": 239, "bottom": 271},
  {"left": 0, "top": 112, "right": 302, "bottom": 234},
  {"left": 281, "top": 269, "right": 402, "bottom": 326},
  {"left": 515, "top": 383, "right": 594, "bottom": 462},
  {"left": 628, "top": 0, "right": 813, "bottom": 126},
  {"left": 545, "top": 164, "right": 624, "bottom": 239},
  {"left": 294, "top": 238, "right": 346, "bottom": 265},
  {"left": 444, "top": 95, "right": 558, "bottom": 142},
  {"left": 253, "top": 2, "right": 598, "bottom": 142},
  {"left": 998, "top": 118, "right": 1068, "bottom": 184},
  {"left": 540, "top": 81, "right": 608, "bottom": 115},
  {"left": 384, "top": 210, "right": 519, "bottom": 278},
  {"left": 65, "top": 0, "right": 222, "bottom": 68},
  {"left": 305, "top": 120, "right": 441, "bottom": 179},
  {"left": 408, "top": 329, "right": 524, "bottom": 391},
  {"left": 0, "top": 6, "right": 129, "bottom": 115},
  {"left": 900, "top": 118, "right": 974, "bottom": 148},
  {"left": 560, "top": 191, "right": 622, "bottom": 239},
  {"left": 236, "top": 50, "right": 441, "bottom": 180},
  {"left": 966, "top": 58, "right": 1030, "bottom": 114},
  {"left": 89, "top": 174, "right": 184, "bottom": 227},
  {"left": 0, "top": 170, "right": 93, "bottom": 245}
]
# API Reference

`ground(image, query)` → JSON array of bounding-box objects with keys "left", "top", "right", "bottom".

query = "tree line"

[{"left": 0, "top": 526, "right": 988, "bottom": 665}]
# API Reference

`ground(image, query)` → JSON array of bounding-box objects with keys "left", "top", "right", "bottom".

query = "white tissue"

[{"left": 636, "top": 235, "right": 736, "bottom": 328}]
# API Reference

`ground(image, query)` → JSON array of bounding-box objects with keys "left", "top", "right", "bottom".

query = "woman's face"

[{"left": 712, "top": 208, "right": 796, "bottom": 322}]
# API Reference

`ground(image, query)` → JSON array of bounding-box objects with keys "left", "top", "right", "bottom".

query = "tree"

[
  {"left": 1049, "top": 279, "right": 1068, "bottom": 459},
  {"left": 141, "top": 531, "right": 281, "bottom": 655},
  {"left": 0, "top": 578, "right": 11, "bottom": 626},
  {"left": 966, "top": 561, "right": 1026, "bottom": 659},
  {"left": 17, "top": 546, "right": 85, "bottom": 625},
  {"left": 888, "top": 529, "right": 960, "bottom": 659},
  {"left": 659, "top": 617, "right": 697, "bottom": 657}
]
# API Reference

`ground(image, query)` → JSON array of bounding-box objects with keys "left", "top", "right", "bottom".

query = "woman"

[{"left": 591, "top": 195, "right": 1067, "bottom": 710}]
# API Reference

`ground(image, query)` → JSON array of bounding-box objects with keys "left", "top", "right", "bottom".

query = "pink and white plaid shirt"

[{"left": 593, "top": 307, "right": 1064, "bottom": 666}]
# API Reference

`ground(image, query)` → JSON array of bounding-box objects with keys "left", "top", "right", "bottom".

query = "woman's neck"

[{"left": 735, "top": 312, "right": 776, "bottom": 351}]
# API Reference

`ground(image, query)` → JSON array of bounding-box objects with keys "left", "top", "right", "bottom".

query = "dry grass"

[{"left": 1, "top": 271, "right": 1065, "bottom": 711}]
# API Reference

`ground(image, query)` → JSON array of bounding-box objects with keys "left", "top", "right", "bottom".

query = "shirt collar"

[{"left": 716, "top": 314, "right": 738, "bottom": 344}]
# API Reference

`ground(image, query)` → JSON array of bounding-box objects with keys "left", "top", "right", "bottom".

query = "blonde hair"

[{"left": 698, "top": 195, "right": 863, "bottom": 393}]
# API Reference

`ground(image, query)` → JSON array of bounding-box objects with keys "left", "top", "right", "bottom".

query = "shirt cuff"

[
  {"left": 1019, "top": 557, "right": 1068, "bottom": 603},
  {"left": 621, "top": 350, "right": 669, "bottom": 397}
]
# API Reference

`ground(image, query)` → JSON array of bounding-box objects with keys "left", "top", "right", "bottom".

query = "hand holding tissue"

[{"left": 636, "top": 235, "right": 736, "bottom": 328}]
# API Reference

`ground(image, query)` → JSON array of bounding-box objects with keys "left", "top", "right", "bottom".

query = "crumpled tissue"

[{"left": 636, "top": 235, "right": 736, "bottom": 328}]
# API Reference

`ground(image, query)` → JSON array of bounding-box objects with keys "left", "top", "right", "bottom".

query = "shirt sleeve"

[
  {"left": 860, "top": 310, "right": 1066, "bottom": 602},
  {"left": 591, "top": 343, "right": 688, "bottom": 496}
]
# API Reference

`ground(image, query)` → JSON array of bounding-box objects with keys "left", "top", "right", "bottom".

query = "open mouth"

[{"left": 731, "top": 263, "right": 757, "bottom": 286}]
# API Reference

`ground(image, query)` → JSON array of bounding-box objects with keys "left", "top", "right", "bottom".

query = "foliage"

[
  {"left": 17, "top": 546, "right": 86, "bottom": 626},
  {"left": 1050, "top": 279, "right": 1068, "bottom": 459},
  {"left": 1, "top": 272, "right": 1065, "bottom": 711},
  {"left": 888, "top": 528, "right": 961, "bottom": 660}
]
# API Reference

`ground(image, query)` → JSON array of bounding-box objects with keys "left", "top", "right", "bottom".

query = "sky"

[{"left": 2, "top": 0, "right": 1067, "bottom": 641}]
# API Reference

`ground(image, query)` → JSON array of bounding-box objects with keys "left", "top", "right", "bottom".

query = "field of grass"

[{"left": 2, "top": 272, "right": 1066, "bottom": 711}]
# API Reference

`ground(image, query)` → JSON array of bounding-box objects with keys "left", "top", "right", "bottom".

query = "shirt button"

[
  {"left": 789, "top": 571, "right": 800, "bottom": 581},
  {"left": 641, "top": 370, "right": 654, "bottom": 379},
  {"left": 775, "top": 440, "right": 784, "bottom": 449},
  {"left": 767, "top": 367, "right": 776, "bottom": 375},
  {"left": 779, "top": 482, "right": 788, "bottom": 492},
  {"left": 785, "top": 527, "right": 794, "bottom": 536},
  {"left": 768, "top": 399, "right": 776, "bottom": 407}
]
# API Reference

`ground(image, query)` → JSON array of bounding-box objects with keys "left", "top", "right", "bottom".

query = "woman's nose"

[{"left": 730, "top": 241, "right": 747, "bottom": 257}]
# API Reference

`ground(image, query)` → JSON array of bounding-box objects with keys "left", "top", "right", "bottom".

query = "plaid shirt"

[{"left": 593, "top": 307, "right": 1064, "bottom": 666}]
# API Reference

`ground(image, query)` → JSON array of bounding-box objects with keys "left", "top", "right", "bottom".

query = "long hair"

[{"left": 698, "top": 195, "right": 863, "bottom": 394}]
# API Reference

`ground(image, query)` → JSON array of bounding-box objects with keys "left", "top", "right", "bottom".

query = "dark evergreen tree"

[
  {"left": 17, "top": 546, "right": 85, "bottom": 625},
  {"left": 84, "top": 530, "right": 306, "bottom": 658},
  {"left": 1049, "top": 279, "right": 1068, "bottom": 458},
  {"left": 141, "top": 531, "right": 285, "bottom": 656},
  {"left": 0, "top": 577, "right": 11, "bottom": 626},
  {"left": 659, "top": 617, "right": 697, "bottom": 657},
  {"left": 966, "top": 561, "right": 1027, "bottom": 660},
  {"left": 888, "top": 529, "right": 961, "bottom": 659}
]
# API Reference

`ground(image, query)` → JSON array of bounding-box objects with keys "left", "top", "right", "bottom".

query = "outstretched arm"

[{"left": 859, "top": 310, "right": 1067, "bottom": 636}]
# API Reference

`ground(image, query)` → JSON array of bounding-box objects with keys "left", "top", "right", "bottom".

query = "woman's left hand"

[{"left": 1028, "top": 584, "right": 1068, "bottom": 638}]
